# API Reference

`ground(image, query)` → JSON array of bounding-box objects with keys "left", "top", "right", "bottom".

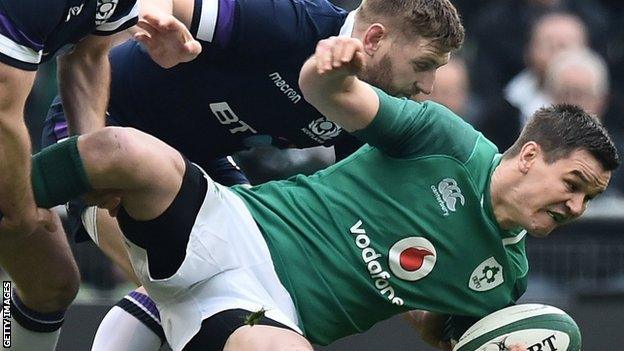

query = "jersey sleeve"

[
  {"left": 0, "top": 0, "right": 65, "bottom": 70},
  {"left": 189, "top": 0, "right": 346, "bottom": 52},
  {"left": 93, "top": 0, "right": 138, "bottom": 36},
  {"left": 352, "top": 87, "right": 482, "bottom": 161}
]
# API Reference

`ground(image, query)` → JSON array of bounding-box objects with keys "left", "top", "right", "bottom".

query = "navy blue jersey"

[
  {"left": 104, "top": 0, "right": 361, "bottom": 167},
  {"left": 0, "top": 0, "right": 138, "bottom": 70}
]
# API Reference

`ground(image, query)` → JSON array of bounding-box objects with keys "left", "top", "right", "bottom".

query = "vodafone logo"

[{"left": 388, "top": 237, "right": 437, "bottom": 281}]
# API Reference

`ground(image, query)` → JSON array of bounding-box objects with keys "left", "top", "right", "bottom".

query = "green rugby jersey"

[{"left": 230, "top": 88, "right": 528, "bottom": 345}]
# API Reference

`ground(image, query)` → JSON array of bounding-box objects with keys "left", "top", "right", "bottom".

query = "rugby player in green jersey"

[{"left": 16, "top": 37, "right": 618, "bottom": 351}]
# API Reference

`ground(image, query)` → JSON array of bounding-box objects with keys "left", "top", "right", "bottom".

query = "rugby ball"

[{"left": 453, "top": 304, "right": 581, "bottom": 351}]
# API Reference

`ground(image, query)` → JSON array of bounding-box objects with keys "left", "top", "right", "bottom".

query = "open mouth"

[{"left": 547, "top": 210, "right": 566, "bottom": 223}]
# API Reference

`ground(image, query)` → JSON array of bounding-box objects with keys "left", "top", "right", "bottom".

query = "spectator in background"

[
  {"left": 413, "top": 56, "right": 522, "bottom": 151},
  {"left": 412, "top": 57, "right": 473, "bottom": 119},
  {"left": 470, "top": 0, "right": 609, "bottom": 102},
  {"left": 544, "top": 47, "right": 624, "bottom": 196},
  {"left": 504, "top": 12, "right": 588, "bottom": 124},
  {"left": 544, "top": 48, "right": 609, "bottom": 119}
]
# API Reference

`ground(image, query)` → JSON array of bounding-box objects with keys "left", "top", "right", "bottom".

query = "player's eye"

[
  {"left": 565, "top": 180, "right": 577, "bottom": 192},
  {"left": 413, "top": 62, "right": 433, "bottom": 72}
]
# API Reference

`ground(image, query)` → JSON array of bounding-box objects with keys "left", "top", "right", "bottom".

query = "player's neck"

[{"left": 489, "top": 160, "right": 523, "bottom": 230}]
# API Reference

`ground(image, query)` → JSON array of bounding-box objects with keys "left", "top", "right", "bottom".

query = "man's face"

[
  {"left": 411, "top": 58, "right": 468, "bottom": 115},
  {"left": 549, "top": 65, "right": 606, "bottom": 117},
  {"left": 359, "top": 36, "right": 449, "bottom": 98},
  {"left": 528, "top": 15, "right": 586, "bottom": 78},
  {"left": 514, "top": 147, "right": 611, "bottom": 237}
]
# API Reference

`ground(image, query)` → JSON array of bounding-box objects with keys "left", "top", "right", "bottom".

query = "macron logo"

[
  {"left": 430, "top": 178, "right": 465, "bottom": 216},
  {"left": 268, "top": 72, "right": 302, "bottom": 104}
]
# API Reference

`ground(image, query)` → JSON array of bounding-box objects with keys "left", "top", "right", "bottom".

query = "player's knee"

[
  {"left": 17, "top": 265, "right": 80, "bottom": 312},
  {"left": 79, "top": 127, "right": 143, "bottom": 177}
]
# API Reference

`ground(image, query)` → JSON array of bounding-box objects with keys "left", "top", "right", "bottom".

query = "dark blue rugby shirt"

[
  {"left": 0, "top": 0, "right": 138, "bottom": 70},
  {"left": 106, "top": 0, "right": 362, "bottom": 167}
]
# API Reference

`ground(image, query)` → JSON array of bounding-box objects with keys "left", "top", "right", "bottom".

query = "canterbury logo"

[
  {"left": 430, "top": 178, "right": 465, "bottom": 216},
  {"left": 438, "top": 178, "right": 465, "bottom": 211}
]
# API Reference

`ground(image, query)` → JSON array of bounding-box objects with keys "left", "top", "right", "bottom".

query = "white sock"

[
  {"left": 8, "top": 315, "right": 61, "bottom": 351},
  {"left": 91, "top": 306, "right": 164, "bottom": 351},
  {"left": 8, "top": 290, "right": 64, "bottom": 351}
]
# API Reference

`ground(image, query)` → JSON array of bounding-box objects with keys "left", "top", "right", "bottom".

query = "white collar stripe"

[{"left": 502, "top": 230, "right": 527, "bottom": 246}]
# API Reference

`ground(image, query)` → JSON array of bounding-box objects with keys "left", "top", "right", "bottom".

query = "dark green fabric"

[{"left": 31, "top": 136, "right": 92, "bottom": 208}]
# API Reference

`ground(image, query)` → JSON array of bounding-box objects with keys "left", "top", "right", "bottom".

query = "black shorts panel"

[
  {"left": 117, "top": 158, "right": 206, "bottom": 279},
  {"left": 183, "top": 309, "right": 298, "bottom": 351}
]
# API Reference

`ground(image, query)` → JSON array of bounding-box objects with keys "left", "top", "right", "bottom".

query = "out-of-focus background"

[{"left": 4, "top": 0, "right": 624, "bottom": 349}]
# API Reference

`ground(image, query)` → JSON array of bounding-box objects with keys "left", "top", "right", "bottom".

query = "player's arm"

[
  {"left": 404, "top": 310, "right": 453, "bottom": 351},
  {"left": 57, "top": 35, "right": 115, "bottom": 135},
  {"left": 299, "top": 37, "right": 379, "bottom": 132},
  {"left": 133, "top": 0, "right": 201, "bottom": 68},
  {"left": 0, "top": 63, "right": 55, "bottom": 235}
]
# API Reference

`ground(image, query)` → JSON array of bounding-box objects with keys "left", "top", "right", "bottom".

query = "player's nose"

[{"left": 416, "top": 70, "right": 436, "bottom": 95}]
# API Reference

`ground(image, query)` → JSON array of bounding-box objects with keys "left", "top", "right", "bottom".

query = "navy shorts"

[{"left": 41, "top": 96, "right": 250, "bottom": 242}]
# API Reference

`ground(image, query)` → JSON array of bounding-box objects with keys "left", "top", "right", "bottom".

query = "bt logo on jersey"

[{"left": 210, "top": 102, "right": 258, "bottom": 134}]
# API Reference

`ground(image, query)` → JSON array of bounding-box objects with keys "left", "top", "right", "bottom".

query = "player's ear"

[
  {"left": 362, "top": 23, "right": 386, "bottom": 56},
  {"left": 518, "top": 141, "right": 541, "bottom": 174}
]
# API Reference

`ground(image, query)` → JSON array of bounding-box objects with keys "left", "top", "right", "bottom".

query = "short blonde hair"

[{"left": 357, "top": 0, "right": 464, "bottom": 53}]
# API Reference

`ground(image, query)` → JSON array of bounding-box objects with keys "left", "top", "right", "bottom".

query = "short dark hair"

[
  {"left": 357, "top": 0, "right": 465, "bottom": 53},
  {"left": 503, "top": 104, "right": 620, "bottom": 171}
]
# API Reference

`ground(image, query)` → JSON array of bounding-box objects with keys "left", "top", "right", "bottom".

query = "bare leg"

[
  {"left": 0, "top": 213, "right": 79, "bottom": 351},
  {"left": 94, "top": 208, "right": 140, "bottom": 285},
  {"left": 77, "top": 127, "right": 185, "bottom": 220},
  {"left": 224, "top": 325, "right": 313, "bottom": 351}
]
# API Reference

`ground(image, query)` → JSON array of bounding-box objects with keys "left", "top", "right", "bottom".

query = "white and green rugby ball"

[{"left": 453, "top": 304, "right": 581, "bottom": 351}]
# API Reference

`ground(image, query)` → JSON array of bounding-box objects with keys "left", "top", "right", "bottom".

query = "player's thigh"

[
  {"left": 182, "top": 308, "right": 309, "bottom": 351},
  {"left": 0, "top": 211, "right": 79, "bottom": 310},
  {"left": 94, "top": 208, "right": 140, "bottom": 285},
  {"left": 225, "top": 325, "right": 313, "bottom": 351}
]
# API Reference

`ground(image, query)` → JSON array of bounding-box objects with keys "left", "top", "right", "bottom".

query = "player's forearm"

[
  {"left": 299, "top": 56, "right": 362, "bottom": 130},
  {"left": 300, "top": 52, "right": 378, "bottom": 134},
  {"left": 138, "top": 0, "right": 173, "bottom": 16},
  {"left": 58, "top": 42, "right": 111, "bottom": 135}
]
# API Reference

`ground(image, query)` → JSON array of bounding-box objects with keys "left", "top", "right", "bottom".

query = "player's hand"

[
  {"left": 507, "top": 344, "right": 528, "bottom": 351},
  {"left": 134, "top": 12, "right": 202, "bottom": 68},
  {"left": 0, "top": 207, "right": 57, "bottom": 238},
  {"left": 404, "top": 310, "right": 452, "bottom": 351},
  {"left": 313, "top": 36, "right": 365, "bottom": 76}
]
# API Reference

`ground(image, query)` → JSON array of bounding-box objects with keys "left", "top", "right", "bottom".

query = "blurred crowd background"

[{"left": 8, "top": 0, "right": 624, "bottom": 332}]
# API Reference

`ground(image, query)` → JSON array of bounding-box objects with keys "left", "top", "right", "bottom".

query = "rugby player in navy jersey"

[
  {"left": 0, "top": 0, "right": 202, "bottom": 349},
  {"left": 42, "top": 0, "right": 465, "bottom": 349}
]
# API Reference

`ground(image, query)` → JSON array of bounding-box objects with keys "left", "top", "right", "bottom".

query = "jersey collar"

[{"left": 339, "top": 10, "right": 357, "bottom": 37}]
